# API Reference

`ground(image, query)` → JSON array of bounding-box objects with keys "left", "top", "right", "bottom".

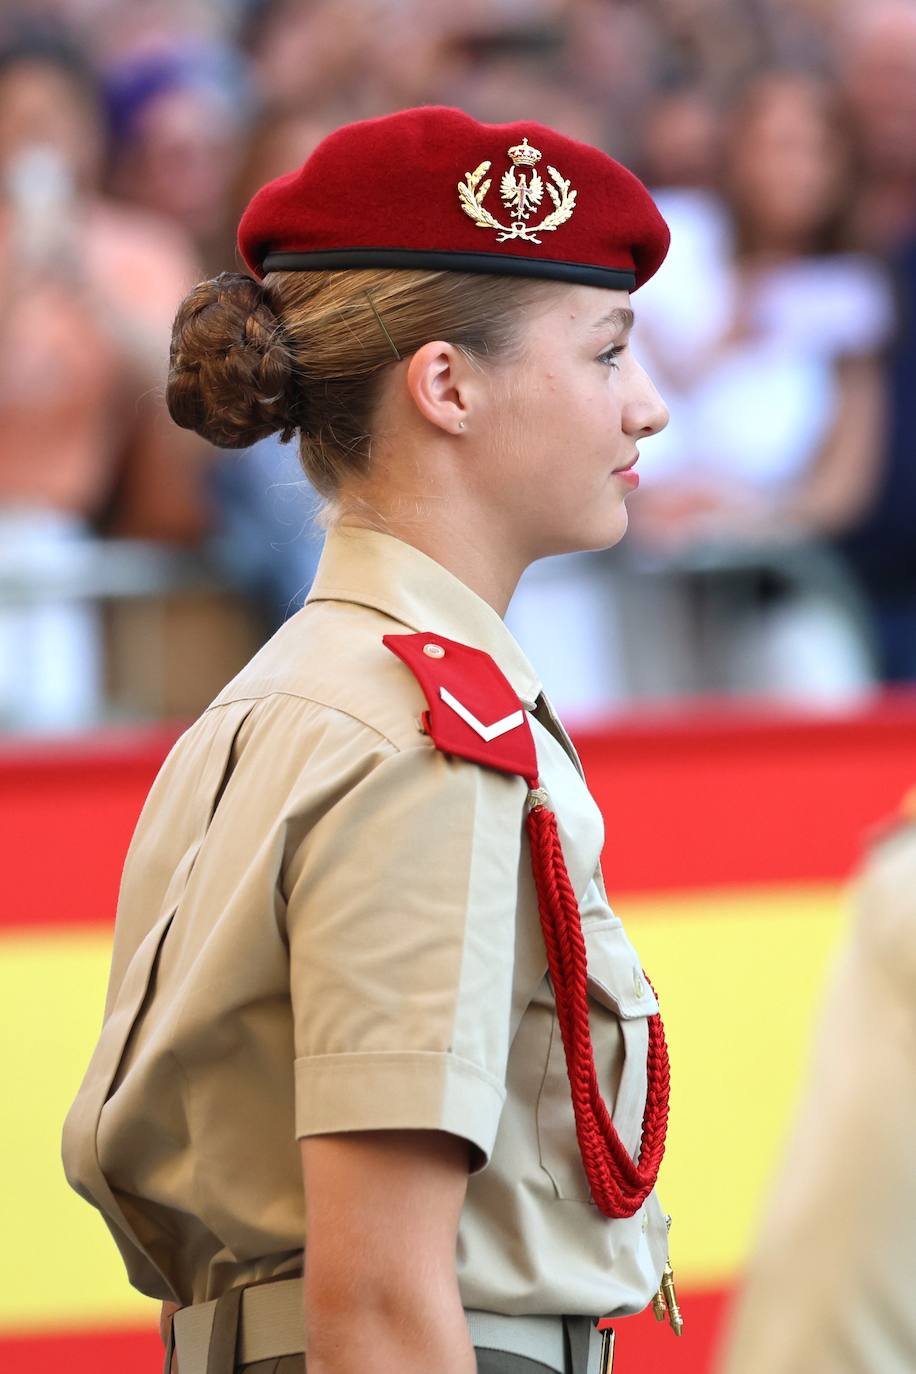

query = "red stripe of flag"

[{"left": 3, "top": 697, "right": 915, "bottom": 930}]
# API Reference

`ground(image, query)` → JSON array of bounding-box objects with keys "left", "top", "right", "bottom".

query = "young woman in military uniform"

[{"left": 63, "top": 106, "right": 677, "bottom": 1374}]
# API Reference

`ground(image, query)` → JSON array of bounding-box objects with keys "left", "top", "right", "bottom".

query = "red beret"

[{"left": 238, "top": 106, "right": 669, "bottom": 293}]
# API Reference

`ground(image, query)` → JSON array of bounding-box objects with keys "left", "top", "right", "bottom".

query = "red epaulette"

[
  {"left": 385, "top": 632, "right": 670, "bottom": 1221},
  {"left": 383, "top": 631, "right": 538, "bottom": 782}
]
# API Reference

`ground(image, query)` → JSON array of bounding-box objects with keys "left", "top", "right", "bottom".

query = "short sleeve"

[{"left": 283, "top": 724, "right": 527, "bottom": 1170}]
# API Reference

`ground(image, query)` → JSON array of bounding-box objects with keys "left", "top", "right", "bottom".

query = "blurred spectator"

[
  {"left": 627, "top": 70, "right": 894, "bottom": 701},
  {"left": 242, "top": 0, "right": 459, "bottom": 125},
  {"left": 556, "top": 2, "right": 661, "bottom": 168},
  {"left": 841, "top": 236, "right": 916, "bottom": 684},
  {"left": 34, "top": 0, "right": 236, "bottom": 65},
  {"left": 639, "top": 79, "right": 721, "bottom": 192},
  {"left": 0, "top": 23, "right": 207, "bottom": 729},
  {"left": 449, "top": 50, "right": 607, "bottom": 145},
  {"left": 509, "top": 70, "right": 894, "bottom": 715},
  {"left": 105, "top": 43, "right": 251, "bottom": 273},
  {"left": 834, "top": 3, "right": 916, "bottom": 682},
  {"left": 2, "top": 0, "right": 912, "bottom": 725},
  {"left": 635, "top": 71, "right": 891, "bottom": 539},
  {"left": 837, "top": 0, "right": 916, "bottom": 254},
  {"left": 220, "top": 102, "right": 330, "bottom": 267}
]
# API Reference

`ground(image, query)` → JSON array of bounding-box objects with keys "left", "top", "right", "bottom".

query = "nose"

[{"left": 623, "top": 361, "right": 669, "bottom": 439}]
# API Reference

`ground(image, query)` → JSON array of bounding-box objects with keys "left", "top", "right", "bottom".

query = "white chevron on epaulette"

[{"left": 438, "top": 686, "right": 525, "bottom": 742}]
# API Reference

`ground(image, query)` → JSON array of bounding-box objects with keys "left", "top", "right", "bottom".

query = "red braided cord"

[{"left": 525, "top": 794, "right": 670, "bottom": 1218}]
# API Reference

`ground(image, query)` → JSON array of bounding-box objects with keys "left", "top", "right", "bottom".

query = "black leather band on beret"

[{"left": 261, "top": 247, "right": 637, "bottom": 291}]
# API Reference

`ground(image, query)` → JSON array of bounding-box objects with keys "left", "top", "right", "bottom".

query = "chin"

[
  {"left": 534, "top": 501, "right": 630, "bottom": 558},
  {"left": 581, "top": 502, "right": 629, "bottom": 553},
  {"left": 607, "top": 505, "right": 630, "bottom": 547}
]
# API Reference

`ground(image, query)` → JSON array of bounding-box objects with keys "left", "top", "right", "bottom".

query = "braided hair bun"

[{"left": 166, "top": 272, "right": 305, "bottom": 448}]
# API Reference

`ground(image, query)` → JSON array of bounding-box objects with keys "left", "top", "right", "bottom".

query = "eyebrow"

[{"left": 591, "top": 307, "right": 635, "bottom": 333}]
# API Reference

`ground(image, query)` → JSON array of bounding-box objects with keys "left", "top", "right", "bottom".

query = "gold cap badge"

[{"left": 458, "top": 137, "right": 577, "bottom": 244}]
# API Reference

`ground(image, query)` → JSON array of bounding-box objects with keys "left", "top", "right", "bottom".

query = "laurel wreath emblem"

[{"left": 457, "top": 158, "right": 578, "bottom": 244}]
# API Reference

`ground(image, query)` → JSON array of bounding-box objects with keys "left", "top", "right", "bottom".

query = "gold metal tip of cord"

[{"left": 661, "top": 1262, "right": 684, "bottom": 1337}]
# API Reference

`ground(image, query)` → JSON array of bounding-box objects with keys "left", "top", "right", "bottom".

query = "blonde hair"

[{"left": 167, "top": 267, "right": 556, "bottom": 509}]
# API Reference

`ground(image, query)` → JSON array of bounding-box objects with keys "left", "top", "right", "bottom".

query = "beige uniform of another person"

[
  {"left": 718, "top": 805, "right": 916, "bottom": 1374},
  {"left": 63, "top": 526, "right": 668, "bottom": 1338}
]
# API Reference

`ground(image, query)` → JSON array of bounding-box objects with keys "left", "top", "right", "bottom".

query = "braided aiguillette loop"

[{"left": 525, "top": 780, "right": 670, "bottom": 1219}]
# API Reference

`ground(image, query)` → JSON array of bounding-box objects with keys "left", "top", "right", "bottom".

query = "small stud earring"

[{"left": 458, "top": 421, "right": 466, "bottom": 430}]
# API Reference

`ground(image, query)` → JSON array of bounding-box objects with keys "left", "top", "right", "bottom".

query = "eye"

[{"left": 597, "top": 344, "right": 626, "bottom": 370}]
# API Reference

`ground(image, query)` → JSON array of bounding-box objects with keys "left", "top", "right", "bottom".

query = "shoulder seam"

[{"left": 205, "top": 689, "right": 406, "bottom": 752}]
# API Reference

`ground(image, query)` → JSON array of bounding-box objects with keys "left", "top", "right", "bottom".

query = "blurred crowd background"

[{"left": 2, "top": 0, "right": 916, "bottom": 731}]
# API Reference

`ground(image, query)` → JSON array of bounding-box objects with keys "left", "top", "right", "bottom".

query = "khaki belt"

[{"left": 170, "top": 1275, "right": 611, "bottom": 1373}]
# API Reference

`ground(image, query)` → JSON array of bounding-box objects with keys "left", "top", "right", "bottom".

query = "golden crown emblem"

[
  {"left": 508, "top": 137, "right": 542, "bottom": 168},
  {"left": 457, "top": 136, "right": 577, "bottom": 245}
]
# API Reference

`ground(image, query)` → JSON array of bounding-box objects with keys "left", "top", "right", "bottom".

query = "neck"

[{"left": 338, "top": 501, "right": 526, "bottom": 619}]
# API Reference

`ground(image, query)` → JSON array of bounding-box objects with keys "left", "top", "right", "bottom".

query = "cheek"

[
  {"left": 568, "top": 374, "right": 625, "bottom": 465},
  {"left": 530, "top": 367, "right": 614, "bottom": 438},
  {"left": 486, "top": 374, "right": 558, "bottom": 467},
  {"left": 489, "top": 365, "right": 621, "bottom": 484}
]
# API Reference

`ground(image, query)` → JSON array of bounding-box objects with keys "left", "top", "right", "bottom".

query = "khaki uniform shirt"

[
  {"left": 63, "top": 525, "right": 668, "bottom": 1314},
  {"left": 718, "top": 812, "right": 916, "bottom": 1374}
]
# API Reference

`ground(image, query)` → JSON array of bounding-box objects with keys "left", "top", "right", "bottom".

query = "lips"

[{"left": 614, "top": 452, "right": 639, "bottom": 473}]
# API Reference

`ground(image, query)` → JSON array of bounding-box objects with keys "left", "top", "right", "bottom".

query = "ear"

[{"left": 405, "top": 340, "right": 476, "bottom": 436}]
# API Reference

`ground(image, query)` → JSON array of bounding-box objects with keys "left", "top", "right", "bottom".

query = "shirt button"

[
  {"left": 423, "top": 643, "right": 445, "bottom": 658},
  {"left": 641, "top": 1210, "right": 649, "bottom": 1233},
  {"left": 633, "top": 970, "right": 645, "bottom": 999}
]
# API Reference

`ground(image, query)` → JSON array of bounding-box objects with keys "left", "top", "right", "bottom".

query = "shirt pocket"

[{"left": 536, "top": 918, "right": 659, "bottom": 1202}]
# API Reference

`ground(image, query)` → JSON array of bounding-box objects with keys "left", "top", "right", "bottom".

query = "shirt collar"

[{"left": 305, "top": 524, "right": 542, "bottom": 708}]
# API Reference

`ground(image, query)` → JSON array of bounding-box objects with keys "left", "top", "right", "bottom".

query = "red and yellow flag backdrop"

[{"left": 3, "top": 696, "right": 916, "bottom": 1374}]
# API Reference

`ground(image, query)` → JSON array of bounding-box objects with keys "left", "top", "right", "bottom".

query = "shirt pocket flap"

[
  {"left": 102, "top": 903, "right": 178, "bottom": 1102},
  {"left": 584, "top": 920, "right": 659, "bottom": 1019}
]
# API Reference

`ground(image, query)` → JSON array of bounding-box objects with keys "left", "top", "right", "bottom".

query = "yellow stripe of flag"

[{"left": 0, "top": 884, "right": 848, "bottom": 1332}]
